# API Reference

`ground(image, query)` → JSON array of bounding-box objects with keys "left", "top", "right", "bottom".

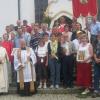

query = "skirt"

[
  {"left": 76, "top": 63, "right": 92, "bottom": 88},
  {"left": 36, "top": 56, "right": 47, "bottom": 80}
]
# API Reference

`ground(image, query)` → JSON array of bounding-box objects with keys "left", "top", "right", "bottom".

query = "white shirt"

[
  {"left": 45, "top": 40, "right": 51, "bottom": 48},
  {"left": 37, "top": 45, "right": 47, "bottom": 57},
  {"left": 61, "top": 42, "right": 70, "bottom": 56},
  {"left": 72, "top": 39, "right": 80, "bottom": 51},
  {"left": 77, "top": 43, "right": 91, "bottom": 63},
  {"left": 62, "top": 31, "right": 72, "bottom": 41}
]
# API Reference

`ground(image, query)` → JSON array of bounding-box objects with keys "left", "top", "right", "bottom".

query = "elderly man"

[
  {"left": 23, "top": 20, "right": 32, "bottom": 33},
  {"left": 90, "top": 17, "right": 100, "bottom": 47},
  {"left": 30, "top": 26, "right": 42, "bottom": 51},
  {"left": 41, "top": 23, "right": 51, "bottom": 37},
  {"left": 15, "top": 20, "right": 22, "bottom": 31},
  {"left": 14, "top": 39, "right": 37, "bottom": 96},
  {"left": 14, "top": 27, "right": 24, "bottom": 48},
  {"left": 21, "top": 25, "right": 31, "bottom": 47}
]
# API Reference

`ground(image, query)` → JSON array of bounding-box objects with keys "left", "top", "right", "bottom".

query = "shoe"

[
  {"left": 81, "top": 89, "right": 90, "bottom": 95},
  {"left": 55, "top": 85, "right": 59, "bottom": 89},
  {"left": 92, "top": 91, "right": 100, "bottom": 98},
  {"left": 50, "top": 85, "right": 54, "bottom": 89},
  {"left": 38, "top": 84, "right": 42, "bottom": 89},
  {"left": 43, "top": 83, "right": 47, "bottom": 89}
]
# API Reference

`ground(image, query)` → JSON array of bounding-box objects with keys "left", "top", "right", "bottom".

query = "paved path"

[{"left": 0, "top": 94, "right": 100, "bottom": 100}]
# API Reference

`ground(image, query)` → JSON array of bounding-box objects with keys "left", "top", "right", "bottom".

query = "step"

[{"left": 9, "top": 87, "right": 82, "bottom": 94}]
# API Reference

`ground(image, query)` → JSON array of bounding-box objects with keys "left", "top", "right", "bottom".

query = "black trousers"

[
  {"left": 62, "top": 55, "right": 74, "bottom": 87},
  {"left": 37, "top": 57, "right": 47, "bottom": 81},
  {"left": 17, "top": 82, "right": 37, "bottom": 96}
]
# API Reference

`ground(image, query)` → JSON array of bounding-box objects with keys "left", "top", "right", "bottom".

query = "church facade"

[{"left": 0, "top": 0, "right": 100, "bottom": 33}]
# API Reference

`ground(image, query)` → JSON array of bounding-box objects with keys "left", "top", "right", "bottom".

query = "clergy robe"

[
  {"left": 0, "top": 46, "right": 9, "bottom": 93},
  {"left": 14, "top": 47, "right": 37, "bottom": 96},
  {"left": 2, "top": 41, "right": 13, "bottom": 84}
]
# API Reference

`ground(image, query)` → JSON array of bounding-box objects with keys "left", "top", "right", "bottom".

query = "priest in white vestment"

[
  {"left": 0, "top": 45, "right": 9, "bottom": 93},
  {"left": 14, "top": 39, "right": 37, "bottom": 96}
]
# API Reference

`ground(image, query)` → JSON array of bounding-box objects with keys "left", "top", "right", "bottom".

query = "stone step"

[{"left": 8, "top": 87, "right": 83, "bottom": 94}]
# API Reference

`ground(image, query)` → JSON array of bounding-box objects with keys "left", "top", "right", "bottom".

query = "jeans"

[
  {"left": 91, "top": 35, "right": 97, "bottom": 48},
  {"left": 49, "top": 58, "right": 60, "bottom": 86},
  {"left": 94, "top": 63, "right": 100, "bottom": 91}
]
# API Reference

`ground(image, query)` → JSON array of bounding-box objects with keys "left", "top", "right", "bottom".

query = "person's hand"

[
  {"left": 45, "top": 61, "right": 48, "bottom": 67},
  {"left": 79, "top": 60, "right": 85, "bottom": 63},
  {"left": 19, "top": 65, "right": 24, "bottom": 70},
  {"left": 27, "top": 56, "right": 30, "bottom": 61},
  {"left": 95, "top": 58, "right": 100, "bottom": 63},
  {"left": 50, "top": 54, "right": 55, "bottom": 59},
  {"left": 0, "top": 58, "right": 4, "bottom": 64},
  {"left": 0, "top": 60, "right": 3, "bottom": 64},
  {"left": 78, "top": 59, "right": 87, "bottom": 63}
]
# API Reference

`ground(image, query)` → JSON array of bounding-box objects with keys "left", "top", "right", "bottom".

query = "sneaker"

[
  {"left": 50, "top": 85, "right": 54, "bottom": 89},
  {"left": 38, "top": 84, "right": 42, "bottom": 89},
  {"left": 43, "top": 83, "right": 47, "bottom": 89},
  {"left": 55, "top": 85, "right": 59, "bottom": 89},
  {"left": 92, "top": 91, "right": 100, "bottom": 98},
  {"left": 81, "top": 89, "right": 90, "bottom": 95}
]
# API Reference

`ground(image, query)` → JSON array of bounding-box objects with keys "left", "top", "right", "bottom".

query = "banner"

[{"left": 72, "top": 0, "right": 98, "bottom": 18}]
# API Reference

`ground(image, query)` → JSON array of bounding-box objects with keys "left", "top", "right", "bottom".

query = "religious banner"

[{"left": 72, "top": 0, "right": 98, "bottom": 18}]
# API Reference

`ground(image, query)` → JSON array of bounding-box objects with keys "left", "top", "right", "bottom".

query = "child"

[{"left": 61, "top": 34, "right": 76, "bottom": 88}]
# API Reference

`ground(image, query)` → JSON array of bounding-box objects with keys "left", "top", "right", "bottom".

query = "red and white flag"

[{"left": 72, "top": 0, "right": 98, "bottom": 18}]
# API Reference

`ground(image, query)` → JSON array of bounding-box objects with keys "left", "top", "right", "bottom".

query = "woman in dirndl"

[
  {"left": 76, "top": 33, "right": 93, "bottom": 95},
  {"left": 36, "top": 38, "right": 48, "bottom": 89}
]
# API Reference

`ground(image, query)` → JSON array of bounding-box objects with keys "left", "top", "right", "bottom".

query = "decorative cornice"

[{"left": 44, "top": 0, "right": 58, "bottom": 16}]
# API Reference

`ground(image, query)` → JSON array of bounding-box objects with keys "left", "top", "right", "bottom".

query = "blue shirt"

[
  {"left": 90, "top": 22, "right": 100, "bottom": 35},
  {"left": 14, "top": 35, "right": 24, "bottom": 48}
]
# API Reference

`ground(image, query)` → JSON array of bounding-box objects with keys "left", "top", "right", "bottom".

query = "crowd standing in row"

[{"left": 0, "top": 16, "right": 100, "bottom": 98}]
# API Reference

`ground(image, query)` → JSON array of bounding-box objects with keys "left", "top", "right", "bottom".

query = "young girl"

[
  {"left": 62, "top": 24, "right": 72, "bottom": 41},
  {"left": 36, "top": 38, "right": 48, "bottom": 89},
  {"left": 76, "top": 33, "right": 93, "bottom": 95},
  {"left": 61, "top": 34, "right": 76, "bottom": 88}
]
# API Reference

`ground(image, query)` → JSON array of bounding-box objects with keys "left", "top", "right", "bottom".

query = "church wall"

[
  {"left": 20, "top": 0, "right": 35, "bottom": 24},
  {"left": 0, "top": 0, "right": 35, "bottom": 35},
  {"left": 0, "top": 0, "right": 18, "bottom": 35}
]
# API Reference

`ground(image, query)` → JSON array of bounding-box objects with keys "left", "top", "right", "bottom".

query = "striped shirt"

[{"left": 30, "top": 33, "right": 42, "bottom": 50}]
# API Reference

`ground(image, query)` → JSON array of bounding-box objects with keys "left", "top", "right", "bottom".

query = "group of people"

[{"left": 0, "top": 16, "right": 100, "bottom": 98}]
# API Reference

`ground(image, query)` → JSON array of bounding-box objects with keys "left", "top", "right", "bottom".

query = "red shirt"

[{"left": 2, "top": 41, "right": 14, "bottom": 63}]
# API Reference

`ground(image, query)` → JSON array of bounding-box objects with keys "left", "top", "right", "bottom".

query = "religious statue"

[{"left": 80, "top": 0, "right": 88, "bottom": 4}]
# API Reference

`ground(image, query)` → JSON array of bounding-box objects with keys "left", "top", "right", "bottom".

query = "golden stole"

[{"left": 17, "top": 48, "right": 35, "bottom": 92}]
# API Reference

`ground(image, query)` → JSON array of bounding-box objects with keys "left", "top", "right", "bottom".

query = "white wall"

[
  {"left": 20, "top": 0, "right": 35, "bottom": 24},
  {"left": 47, "top": 0, "right": 73, "bottom": 18},
  {"left": 47, "top": 0, "right": 85, "bottom": 28},
  {"left": 0, "top": 0, "right": 18, "bottom": 35},
  {"left": 0, "top": 0, "right": 35, "bottom": 35}
]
